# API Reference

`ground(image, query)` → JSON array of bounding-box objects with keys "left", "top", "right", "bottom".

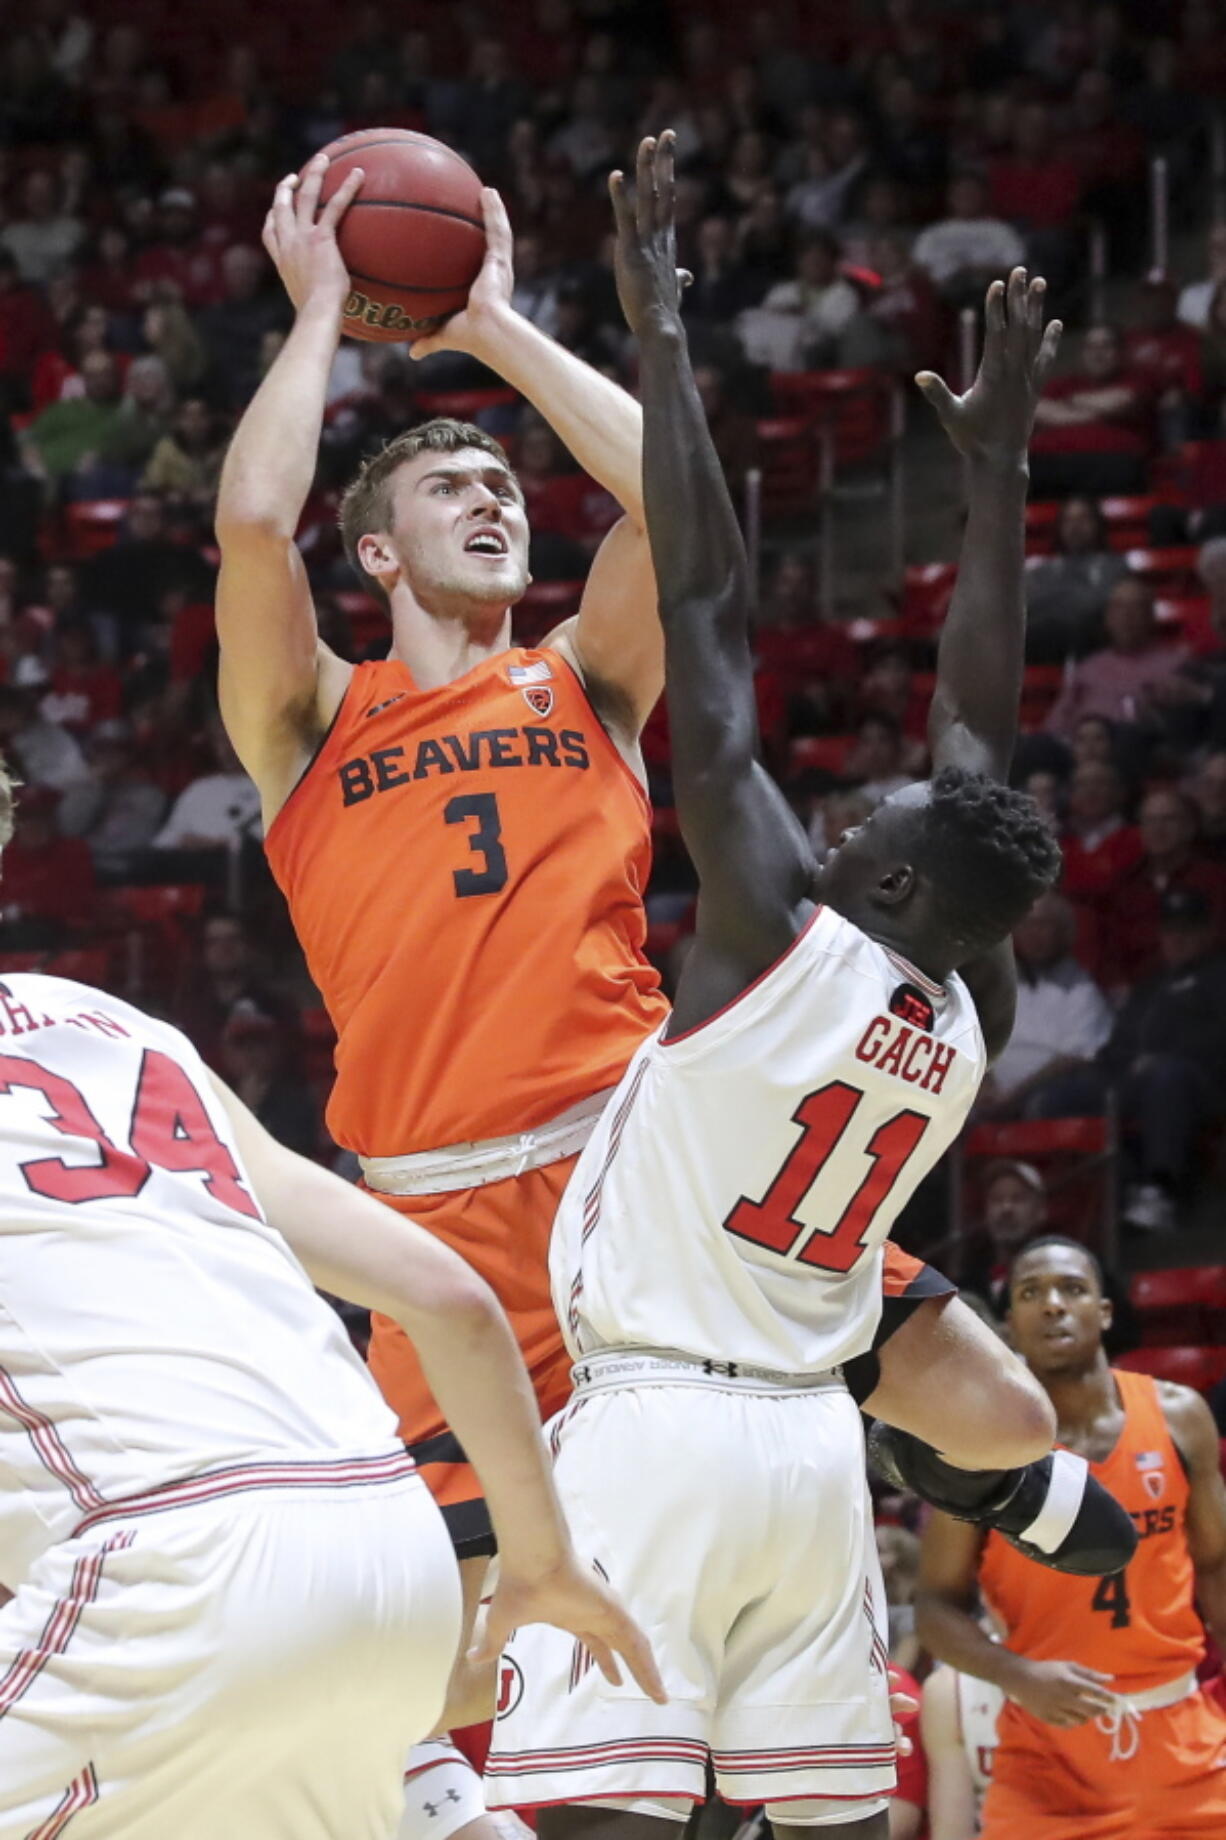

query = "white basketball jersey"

[
  {"left": 552, "top": 905, "right": 985, "bottom": 1375},
  {"left": 0, "top": 975, "right": 399, "bottom": 1580},
  {"left": 954, "top": 1668, "right": 1004, "bottom": 1801}
]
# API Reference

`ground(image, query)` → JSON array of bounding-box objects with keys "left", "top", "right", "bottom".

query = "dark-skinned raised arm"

[
  {"left": 923, "top": 269, "right": 1061, "bottom": 783},
  {"left": 611, "top": 136, "right": 815, "bottom": 1006}
]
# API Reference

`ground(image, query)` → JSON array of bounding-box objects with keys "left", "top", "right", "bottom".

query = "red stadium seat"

[
  {"left": 332, "top": 590, "right": 390, "bottom": 653},
  {"left": 61, "top": 499, "right": 131, "bottom": 560},
  {"left": 1123, "top": 546, "right": 1201, "bottom": 592},
  {"left": 104, "top": 884, "right": 206, "bottom": 928},
  {"left": 0, "top": 953, "right": 43, "bottom": 975},
  {"left": 1114, "top": 1346, "right": 1226, "bottom": 1393},
  {"left": 1130, "top": 1266, "right": 1226, "bottom": 1346},
  {"left": 414, "top": 388, "right": 519, "bottom": 421},
  {"left": 755, "top": 416, "right": 819, "bottom": 521},
  {"left": 1019, "top": 664, "right": 1063, "bottom": 730},
  {"left": 789, "top": 734, "right": 855, "bottom": 775},
  {"left": 901, "top": 563, "right": 956, "bottom": 634},
  {"left": 1024, "top": 501, "right": 1061, "bottom": 555},
  {"left": 45, "top": 947, "right": 113, "bottom": 987},
  {"left": 512, "top": 579, "right": 585, "bottom": 646},
  {"left": 1099, "top": 495, "right": 1164, "bottom": 551},
  {"left": 769, "top": 369, "right": 899, "bottom": 468},
  {"left": 965, "top": 1117, "right": 1110, "bottom": 1159}
]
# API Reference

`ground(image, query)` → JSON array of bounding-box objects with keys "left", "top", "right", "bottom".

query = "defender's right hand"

[
  {"left": 263, "top": 152, "right": 364, "bottom": 316},
  {"left": 1004, "top": 1657, "right": 1116, "bottom": 1727}
]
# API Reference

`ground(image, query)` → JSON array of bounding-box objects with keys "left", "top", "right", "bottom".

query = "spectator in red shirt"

[
  {"left": 0, "top": 785, "right": 95, "bottom": 949},
  {"left": 1105, "top": 787, "right": 1226, "bottom": 988},
  {"left": 989, "top": 98, "right": 1084, "bottom": 298},
  {"left": 1059, "top": 757, "right": 1143, "bottom": 976},
  {"left": 516, "top": 422, "right": 618, "bottom": 564},
  {"left": 1032, "top": 323, "right": 1152, "bottom": 497},
  {"left": 864, "top": 231, "right": 944, "bottom": 375},
  {"left": 39, "top": 620, "right": 123, "bottom": 735}
]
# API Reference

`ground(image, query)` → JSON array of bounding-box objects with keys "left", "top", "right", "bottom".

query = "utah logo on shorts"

[
  {"left": 496, "top": 1656, "right": 525, "bottom": 1719},
  {"left": 1136, "top": 1449, "right": 1166, "bottom": 1499},
  {"left": 522, "top": 685, "right": 554, "bottom": 717}
]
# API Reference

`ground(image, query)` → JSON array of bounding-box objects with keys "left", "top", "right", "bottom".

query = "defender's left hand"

[
  {"left": 409, "top": 186, "right": 516, "bottom": 361},
  {"left": 917, "top": 267, "right": 1061, "bottom": 465},
  {"left": 610, "top": 132, "right": 687, "bottom": 337},
  {"left": 474, "top": 1552, "right": 666, "bottom": 1704}
]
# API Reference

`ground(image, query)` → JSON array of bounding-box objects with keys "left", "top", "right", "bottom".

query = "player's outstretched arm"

[
  {"left": 211, "top": 1077, "right": 665, "bottom": 1703},
  {"left": 613, "top": 134, "right": 816, "bottom": 1011},
  {"left": 410, "top": 187, "right": 663, "bottom": 734},
  {"left": 923, "top": 269, "right": 1061, "bottom": 783},
  {"left": 215, "top": 154, "right": 361, "bottom": 812}
]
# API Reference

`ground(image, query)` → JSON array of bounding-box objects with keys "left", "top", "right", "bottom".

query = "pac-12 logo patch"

[
  {"left": 522, "top": 685, "right": 554, "bottom": 717},
  {"left": 889, "top": 982, "right": 935, "bottom": 1031},
  {"left": 496, "top": 1655, "right": 525, "bottom": 1719}
]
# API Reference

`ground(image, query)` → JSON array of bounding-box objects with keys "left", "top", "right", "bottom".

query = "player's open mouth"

[{"left": 465, "top": 529, "right": 508, "bottom": 556}]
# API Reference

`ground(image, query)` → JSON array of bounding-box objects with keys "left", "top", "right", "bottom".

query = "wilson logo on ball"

[{"left": 343, "top": 290, "right": 443, "bottom": 335}]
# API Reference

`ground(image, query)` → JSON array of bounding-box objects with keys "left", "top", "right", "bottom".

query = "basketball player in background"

[
  {"left": 484, "top": 139, "right": 1133, "bottom": 1840},
  {"left": 919, "top": 1661, "right": 1004, "bottom": 1838},
  {"left": 917, "top": 1236, "right": 1226, "bottom": 1839},
  {"left": 217, "top": 148, "right": 1114, "bottom": 1835},
  {"left": 0, "top": 800, "right": 659, "bottom": 1829}
]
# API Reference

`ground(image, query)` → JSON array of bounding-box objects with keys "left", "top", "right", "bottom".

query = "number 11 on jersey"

[{"left": 725, "top": 1080, "right": 930, "bottom": 1275}]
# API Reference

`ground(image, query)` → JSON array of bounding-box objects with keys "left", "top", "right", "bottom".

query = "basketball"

[{"left": 311, "top": 129, "right": 486, "bottom": 344}]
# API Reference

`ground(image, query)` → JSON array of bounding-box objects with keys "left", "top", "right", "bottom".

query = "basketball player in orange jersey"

[
  {"left": 215, "top": 147, "right": 1078, "bottom": 1834},
  {"left": 917, "top": 1235, "right": 1226, "bottom": 1840}
]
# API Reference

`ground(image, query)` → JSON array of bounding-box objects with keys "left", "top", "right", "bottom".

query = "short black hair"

[
  {"left": 1007, "top": 1234, "right": 1104, "bottom": 1298},
  {"left": 916, "top": 766, "right": 1063, "bottom": 956}
]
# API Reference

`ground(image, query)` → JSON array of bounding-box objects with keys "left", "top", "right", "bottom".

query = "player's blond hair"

[{"left": 338, "top": 418, "right": 516, "bottom": 594}]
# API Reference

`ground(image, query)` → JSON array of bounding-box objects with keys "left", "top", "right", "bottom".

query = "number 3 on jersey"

[
  {"left": 446, "top": 792, "right": 508, "bottom": 897},
  {"left": 0, "top": 1050, "right": 260, "bottom": 1217},
  {"left": 725, "top": 1080, "right": 930, "bottom": 1274}
]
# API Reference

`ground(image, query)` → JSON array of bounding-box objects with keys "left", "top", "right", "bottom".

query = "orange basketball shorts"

[
  {"left": 981, "top": 1688, "right": 1226, "bottom": 1840},
  {"left": 365, "top": 1155, "right": 578, "bottom": 1558}
]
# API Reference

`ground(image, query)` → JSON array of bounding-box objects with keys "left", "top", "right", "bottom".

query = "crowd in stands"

[{"left": 2, "top": 0, "right": 1226, "bottom": 1256}]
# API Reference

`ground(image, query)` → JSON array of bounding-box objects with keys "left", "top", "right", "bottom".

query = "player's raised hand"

[
  {"left": 474, "top": 1551, "right": 667, "bottom": 1704},
  {"left": 262, "top": 152, "right": 363, "bottom": 316},
  {"left": 916, "top": 267, "right": 1061, "bottom": 466},
  {"left": 409, "top": 186, "right": 515, "bottom": 360},
  {"left": 609, "top": 132, "right": 689, "bottom": 337}
]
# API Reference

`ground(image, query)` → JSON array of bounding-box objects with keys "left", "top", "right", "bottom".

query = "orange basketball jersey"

[
  {"left": 265, "top": 648, "right": 667, "bottom": 1156},
  {"left": 979, "top": 1368, "right": 1204, "bottom": 1694}
]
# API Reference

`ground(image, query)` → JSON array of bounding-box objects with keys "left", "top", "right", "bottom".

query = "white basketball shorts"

[
  {"left": 485, "top": 1359, "right": 897, "bottom": 1813},
  {"left": 0, "top": 1452, "right": 461, "bottom": 1839}
]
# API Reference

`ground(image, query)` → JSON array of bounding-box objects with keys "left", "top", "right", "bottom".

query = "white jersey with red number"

[
  {"left": 552, "top": 904, "right": 986, "bottom": 1375},
  {"left": 0, "top": 975, "right": 401, "bottom": 1580}
]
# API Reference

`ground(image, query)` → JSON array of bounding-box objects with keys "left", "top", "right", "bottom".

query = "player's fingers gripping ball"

[{"left": 308, "top": 128, "right": 486, "bottom": 342}]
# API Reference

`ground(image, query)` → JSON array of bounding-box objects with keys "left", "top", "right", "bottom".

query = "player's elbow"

[{"left": 215, "top": 504, "right": 298, "bottom": 552}]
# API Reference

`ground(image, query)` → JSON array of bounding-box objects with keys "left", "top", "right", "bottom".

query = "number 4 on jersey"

[
  {"left": 1, "top": 1049, "right": 260, "bottom": 1218},
  {"left": 725, "top": 1080, "right": 930, "bottom": 1275}
]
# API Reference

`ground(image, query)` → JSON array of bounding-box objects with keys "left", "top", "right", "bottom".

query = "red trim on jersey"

[
  {"left": 25, "top": 1763, "right": 100, "bottom": 1839},
  {"left": 883, "top": 948, "right": 945, "bottom": 1000},
  {"left": 72, "top": 1448, "right": 417, "bottom": 1536},
  {"left": 662, "top": 906, "right": 825, "bottom": 1048},
  {"left": 0, "top": 1532, "right": 133, "bottom": 1723},
  {"left": 0, "top": 1364, "right": 103, "bottom": 1514},
  {"left": 491, "top": 1793, "right": 701, "bottom": 1811},
  {"left": 719, "top": 1790, "right": 889, "bottom": 1806}
]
